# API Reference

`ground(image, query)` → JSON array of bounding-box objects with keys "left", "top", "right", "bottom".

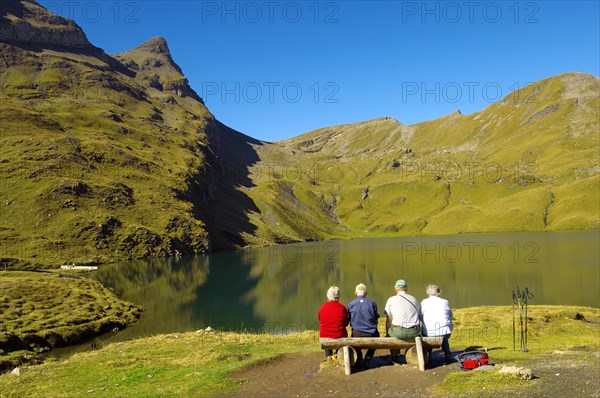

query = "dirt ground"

[
  {"left": 223, "top": 348, "right": 600, "bottom": 398},
  {"left": 528, "top": 350, "right": 600, "bottom": 398},
  {"left": 225, "top": 350, "right": 467, "bottom": 397}
]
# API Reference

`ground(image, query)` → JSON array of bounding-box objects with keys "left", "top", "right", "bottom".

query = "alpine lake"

[{"left": 75, "top": 230, "right": 600, "bottom": 347}]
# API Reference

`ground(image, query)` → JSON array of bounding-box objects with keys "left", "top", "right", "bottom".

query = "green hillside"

[
  {"left": 219, "top": 73, "right": 599, "bottom": 248},
  {"left": 0, "top": 0, "right": 223, "bottom": 268},
  {"left": 1, "top": 0, "right": 598, "bottom": 267}
]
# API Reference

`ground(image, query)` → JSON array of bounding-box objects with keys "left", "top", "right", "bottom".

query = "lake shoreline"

[{"left": 0, "top": 270, "right": 143, "bottom": 373}]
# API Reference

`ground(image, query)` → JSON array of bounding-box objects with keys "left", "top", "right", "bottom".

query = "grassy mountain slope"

[
  {"left": 227, "top": 73, "right": 599, "bottom": 247},
  {"left": 0, "top": 0, "right": 225, "bottom": 268}
]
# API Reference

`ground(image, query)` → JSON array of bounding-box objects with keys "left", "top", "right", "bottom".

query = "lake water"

[{"left": 89, "top": 230, "right": 599, "bottom": 341}]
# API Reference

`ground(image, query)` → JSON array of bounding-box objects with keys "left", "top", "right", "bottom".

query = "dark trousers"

[
  {"left": 441, "top": 334, "right": 452, "bottom": 357},
  {"left": 424, "top": 334, "right": 452, "bottom": 361},
  {"left": 352, "top": 329, "right": 380, "bottom": 363}
]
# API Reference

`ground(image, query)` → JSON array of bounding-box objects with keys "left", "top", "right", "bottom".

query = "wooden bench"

[{"left": 320, "top": 336, "right": 443, "bottom": 375}]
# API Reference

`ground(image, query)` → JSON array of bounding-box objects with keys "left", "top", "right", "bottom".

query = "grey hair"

[
  {"left": 355, "top": 283, "right": 367, "bottom": 296},
  {"left": 426, "top": 284, "right": 441, "bottom": 297},
  {"left": 327, "top": 286, "right": 341, "bottom": 301}
]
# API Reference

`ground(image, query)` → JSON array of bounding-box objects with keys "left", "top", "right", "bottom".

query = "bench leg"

[
  {"left": 342, "top": 346, "right": 354, "bottom": 375},
  {"left": 415, "top": 336, "right": 425, "bottom": 372}
]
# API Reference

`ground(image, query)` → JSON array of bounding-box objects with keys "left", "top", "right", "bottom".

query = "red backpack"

[{"left": 456, "top": 351, "right": 489, "bottom": 370}]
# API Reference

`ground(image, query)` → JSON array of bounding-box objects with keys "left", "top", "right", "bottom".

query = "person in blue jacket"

[{"left": 348, "top": 283, "right": 380, "bottom": 368}]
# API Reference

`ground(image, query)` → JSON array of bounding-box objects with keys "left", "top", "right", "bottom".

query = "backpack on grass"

[{"left": 456, "top": 351, "right": 489, "bottom": 370}]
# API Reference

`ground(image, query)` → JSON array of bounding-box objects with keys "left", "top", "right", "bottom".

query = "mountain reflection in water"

[{"left": 91, "top": 231, "right": 599, "bottom": 339}]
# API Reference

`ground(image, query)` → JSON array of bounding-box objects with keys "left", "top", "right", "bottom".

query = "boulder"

[{"left": 499, "top": 365, "right": 535, "bottom": 380}]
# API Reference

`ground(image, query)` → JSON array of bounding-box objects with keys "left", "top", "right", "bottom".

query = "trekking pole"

[
  {"left": 517, "top": 287, "right": 524, "bottom": 351},
  {"left": 512, "top": 290, "right": 517, "bottom": 351},
  {"left": 524, "top": 288, "right": 534, "bottom": 352},
  {"left": 521, "top": 291, "right": 525, "bottom": 351},
  {"left": 523, "top": 287, "right": 529, "bottom": 352}
]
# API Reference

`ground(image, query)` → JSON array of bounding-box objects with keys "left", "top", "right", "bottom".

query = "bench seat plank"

[{"left": 320, "top": 337, "right": 443, "bottom": 350}]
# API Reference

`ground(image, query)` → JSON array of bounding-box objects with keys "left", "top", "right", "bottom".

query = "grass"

[
  {"left": 0, "top": 305, "right": 597, "bottom": 397},
  {"left": 434, "top": 372, "right": 533, "bottom": 398},
  {"left": 446, "top": 305, "right": 600, "bottom": 361},
  {"left": 0, "top": 270, "right": 141, "bottom": 371},
  {"left": 0, "top": 331, "right": 318, "bottom": 398}
]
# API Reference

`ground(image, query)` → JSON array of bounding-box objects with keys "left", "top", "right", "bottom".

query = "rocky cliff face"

[{"left": 0, "top": 0, "right": 100, "bottom": 52}]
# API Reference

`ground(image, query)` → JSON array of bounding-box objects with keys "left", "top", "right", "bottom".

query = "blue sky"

[{"left": 39, "top": 1, "right": 600, "bottom": 142}]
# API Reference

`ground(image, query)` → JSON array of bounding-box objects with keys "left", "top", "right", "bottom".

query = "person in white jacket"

[{"left": 421, "top": 284, "right": 454, "bottom": 363}]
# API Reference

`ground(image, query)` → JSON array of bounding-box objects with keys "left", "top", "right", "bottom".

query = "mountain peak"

[
  {"left": 116, "top": 36, "right": 203, "bottom": 103},
  {"left": 135, "top": 36, "right": 170, "bottom": 55},
  {"left": 119, "top": 36, "right": 183, "bottom": 75}
]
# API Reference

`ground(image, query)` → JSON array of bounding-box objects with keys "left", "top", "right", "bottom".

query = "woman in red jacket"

[{"left": 318, "top": 286, "right": 349, "bottom": 359}]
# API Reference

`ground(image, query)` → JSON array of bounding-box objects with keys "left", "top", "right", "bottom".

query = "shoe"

[
  {"left": 363, "top": 358, "right": 372, "bottom": 369},
  {"left": 444, "top": 355, "right": 454, "bottom": 364}
]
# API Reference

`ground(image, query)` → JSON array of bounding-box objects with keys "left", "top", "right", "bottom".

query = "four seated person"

[{"left": 320, "top": 279, "right": 453, "bottom": 368}]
